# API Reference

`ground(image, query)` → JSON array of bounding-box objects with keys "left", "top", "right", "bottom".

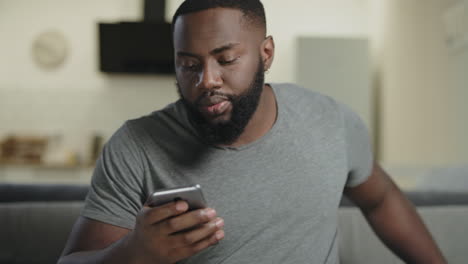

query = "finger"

[
  {"left": 142, "top": 201, "right": 189, "bottom": 225},
  {"left": 162, "top": 208, "right": 217, "bottom": 235},
  {"left": 170, "top": 230, "right": 225, "bottom": 261},
  {"left": 170, "top": 217, "right": 224, "bottom": 247}
]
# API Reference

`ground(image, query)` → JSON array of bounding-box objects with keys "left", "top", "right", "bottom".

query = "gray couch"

[{"left": 1, "top": 184, "right": 467, "bottom": 264}]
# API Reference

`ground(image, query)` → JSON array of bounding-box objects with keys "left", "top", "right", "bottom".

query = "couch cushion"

[{"left": 0, "top": 202, "right": 84, "bottom": 264}]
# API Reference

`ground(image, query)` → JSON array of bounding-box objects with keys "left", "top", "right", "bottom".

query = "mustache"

[{"left": 175, "top": 82, "right": 235, "bottom": 106}]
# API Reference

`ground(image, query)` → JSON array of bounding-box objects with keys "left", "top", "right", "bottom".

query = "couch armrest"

[
  {"left": 0, "top": 184, "right": 89, "bottom": 202},
  {"left": 338, "top": 206, "right": 468, "bottom": 264}
]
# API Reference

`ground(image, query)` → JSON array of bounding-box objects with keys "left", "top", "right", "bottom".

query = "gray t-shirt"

[{"left": 82, "top": 83, "right": 373, "bottom": 264}]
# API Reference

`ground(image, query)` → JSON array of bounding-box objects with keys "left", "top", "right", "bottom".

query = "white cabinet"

[{"left": 296, "top": 37, "right": 372, "bottom": 130}]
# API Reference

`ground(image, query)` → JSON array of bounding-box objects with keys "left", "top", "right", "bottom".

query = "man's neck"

[{"left": 221, "top": 84, "right": 277, "bottom": 148}]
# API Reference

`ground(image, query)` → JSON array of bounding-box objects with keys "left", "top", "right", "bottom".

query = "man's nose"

[{"left": 196, "top": 62, "right": 223, "bottom": 91}]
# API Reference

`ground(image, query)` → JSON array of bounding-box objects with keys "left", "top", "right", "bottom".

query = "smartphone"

[{"left": 146, "top": 184, "right": 207, "bottom": 210}]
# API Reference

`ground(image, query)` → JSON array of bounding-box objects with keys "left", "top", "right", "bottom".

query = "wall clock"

[{"left": 32, "top": 30, "right": 69, "bottom": 69}]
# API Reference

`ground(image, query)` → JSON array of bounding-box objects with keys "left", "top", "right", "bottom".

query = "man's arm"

[
  {"left": 344, "top": 162, "right": 447, "bottom": 264},
  {"left": 58, "top": 217, "right": 136, "bottom": 264},
  {"left": 58, "top": 201, "right": 224, "bottom": 264}
]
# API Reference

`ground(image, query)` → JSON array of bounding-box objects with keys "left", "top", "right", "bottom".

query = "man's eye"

[
  {"left": 181, "top": 63, "right": 200, "bottom": 71},
  {"left": 219, "top": 57, "right": 238, "bottom": 65}
]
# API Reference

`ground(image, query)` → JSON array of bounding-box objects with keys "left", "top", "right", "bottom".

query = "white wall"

[
  {"left": 2, "top": 0, "right": 466, "bottom": 168},
  {"left": 0, "top": 0, "right": 179, "bottom": 162},
  {"left": 1, "top": 0, "right": 370, "bottom": 163},
  {"left": 371, "top": 0, "right": 468, "bottom": 167}
]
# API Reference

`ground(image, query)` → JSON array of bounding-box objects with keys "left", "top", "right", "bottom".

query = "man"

[{"left": 59, "top": 0, "right": 446, "bottom": 263}]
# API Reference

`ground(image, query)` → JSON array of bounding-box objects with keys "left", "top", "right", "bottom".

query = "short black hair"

[{"left": 172, "top": 0, "right": 266, "bottom": 34}]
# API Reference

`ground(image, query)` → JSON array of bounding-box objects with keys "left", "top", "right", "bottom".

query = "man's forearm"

[
  {"left": 58, "top": 234, "right": 139, "bottom": 264},
  {"left": 362, "top": 183, "right": 446, "bottom": 264}
]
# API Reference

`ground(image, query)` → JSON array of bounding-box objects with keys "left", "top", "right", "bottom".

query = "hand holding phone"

[{"left": 128, "top": 185, "right": 224, "bottom": 264}]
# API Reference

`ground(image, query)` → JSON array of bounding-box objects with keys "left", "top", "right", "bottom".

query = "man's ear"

[{"left": 260, "top": 36, "right": 275, "bottom": 71}]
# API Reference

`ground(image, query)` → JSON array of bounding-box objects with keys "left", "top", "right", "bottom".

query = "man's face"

[{"left": 173, "top": 8, "right": 267, "bottom": 144}]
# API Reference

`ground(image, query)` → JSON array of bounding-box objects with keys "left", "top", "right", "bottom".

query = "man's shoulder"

[
  {"left": 119, "top": 99, "right": 194, "bottom": 146},
  {"left": 271, "top": 82, "right": 341, "bottom": 116},
  {"left": 125, "top": 100, "right": 186, "bottom": 129},
  {"left": 272, "top": 82, "right": 337, "bottom": 103}
]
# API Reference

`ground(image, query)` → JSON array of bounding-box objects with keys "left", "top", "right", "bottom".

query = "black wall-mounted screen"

[{"left": 99, "top": 22, "right": 174, "bottom": 74}]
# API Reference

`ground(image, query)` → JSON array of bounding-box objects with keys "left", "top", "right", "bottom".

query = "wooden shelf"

[{"left": 0, "top": 162, "right": 93, "bottom": 170}]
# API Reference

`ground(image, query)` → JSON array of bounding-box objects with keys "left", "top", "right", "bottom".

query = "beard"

[{"left": 177, "top": 59, "right": 265, "bottom": 146}]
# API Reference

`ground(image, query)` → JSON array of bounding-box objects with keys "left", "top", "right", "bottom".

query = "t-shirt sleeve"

[
  {"left": 340, "top": 104, "right": 374, "bottom": 188},
  {"left": 81, "top": 122, "right": 145, "bottom": 229}
]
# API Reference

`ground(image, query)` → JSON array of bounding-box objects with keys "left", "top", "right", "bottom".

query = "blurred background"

[{"left": 0, "top": 0, "right": 467, "bottom": 188}]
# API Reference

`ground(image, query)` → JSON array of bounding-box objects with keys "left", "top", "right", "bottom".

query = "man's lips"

[{"left": 200, "top": 100, "right": 231, "bottom": 116}]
